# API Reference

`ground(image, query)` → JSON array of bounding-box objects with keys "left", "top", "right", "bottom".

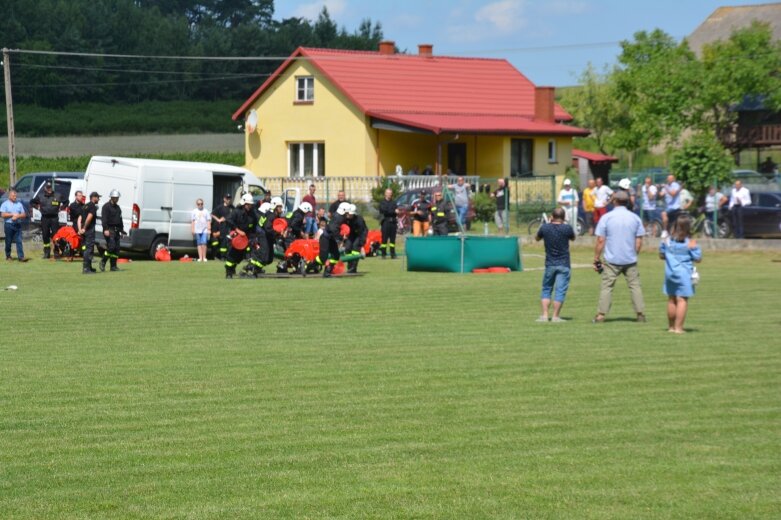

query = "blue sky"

[{"left": 274, "top": 0, "right": 768, "bottom": 86}]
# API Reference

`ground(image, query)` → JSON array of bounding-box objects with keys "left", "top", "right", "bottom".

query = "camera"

[{"left": 593, "top": 260, "right": 604, "bottom": 274}]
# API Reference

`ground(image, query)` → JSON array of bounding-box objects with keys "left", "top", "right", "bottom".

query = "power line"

[
  {"left": 15, "top": 63, "right": 262, "bottom": 77},
  {"left": 12, "top": 74, "right": 261, "bottom": 89}
]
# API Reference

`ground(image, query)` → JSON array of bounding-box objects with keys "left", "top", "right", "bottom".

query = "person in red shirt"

[{"left": 302, "top": 184, "right": 317, "bottom": 237}]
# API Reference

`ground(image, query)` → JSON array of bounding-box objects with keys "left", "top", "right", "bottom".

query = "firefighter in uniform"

[
  {"left": 69, "top": 191, "right": 86, "bottom": 257},
  {"left": 79, "top": 191, "right": 100, "bottom": 274},
  {"left": 261, "top": 197, "right": 285, "bottom": 272},
  {"left": 430, "top": 191, "right": 453, "bottom": 236},
  {"left": 344, "top": 204, "right": 368, "bottom": 273},
  {"left": 378, "top": 188, "right": 398, "bottom": 259},
  {"left": 225, "top": 194, "right": 258, "bottom": 278},
  {"left": 286, "top": 202, "right": 309, "bottom": 244},
  {"left": 210, "top": 193, "right": 233, "bottom": 260},
  {"left": 32, "top": 181, "right": 64, "bottom": 259},
  {"left": 99, "top": 190, "right": 125, "bottom": 272},
  {"left": 318, "top": 202, "right": 349, "bottom": 277}
]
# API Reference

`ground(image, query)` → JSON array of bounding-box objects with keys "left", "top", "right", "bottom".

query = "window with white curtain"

[
  {"left": 296, "top": 77, "right": 314, "bottom": 102},
  {"left": 288, "top": 143, "right": 325, "bottom": 177}
]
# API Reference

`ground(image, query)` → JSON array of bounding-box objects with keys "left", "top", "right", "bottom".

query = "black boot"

[
  {"left": 43, "top": 247, "right": 51, "bottom": 259},
  {"left": 390, "top": 246, "right": 397, "bottom": 259},
  {"left": 99, "top": 257, "right": 107, "bottom": 271},
  {"left": 109, "top": 259, "right": 120, "bottom": 272},
  {"left": 82, "top": 268, "right": 95, "bottom": 275},
  {"left": 322, "top": 262, "right": 333, "bottom": 278}
]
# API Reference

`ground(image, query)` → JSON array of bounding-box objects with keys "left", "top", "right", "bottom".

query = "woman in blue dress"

[{"left": 659, "top": 215, "right": 702, "bottom": 334}]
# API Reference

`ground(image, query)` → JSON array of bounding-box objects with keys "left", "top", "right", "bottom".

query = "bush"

[
  {"left": 472, "top": 192, "right": 496, "bottom": 223},
  {"left": 670, "top": 133, "right": 734, "bottom": 197},
  {"left": 370, "top": 178, "right": 403, "bottom": 211}
]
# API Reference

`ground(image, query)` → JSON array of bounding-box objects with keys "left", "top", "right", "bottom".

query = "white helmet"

[
  {"left": 270, "top": 196, "right": 284, "bottom": 208},
  {"left": 336, "top": 202, "right": 351, "bottom": 215},
  {"left": 241, "top": 193, "right": 254, "bottom": 205},
  {"left": 348, "top": 204, "right": 357, "bottom": 214},
  {"left": 109, "top": 189, "right": 120, "bottom": 198},
  {"left": 259, "top": 202, "right": 272, "bottom": 213},
  {"left": 618, "top": 178, "right": 632, "bottom": 190},
  {"left": 299, "top": 202, "right": 313, "bottom": 213}
]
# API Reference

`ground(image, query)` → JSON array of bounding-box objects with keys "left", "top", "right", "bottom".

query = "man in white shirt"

[
  {"left": 593, "top": 177, "right": 612, "bottom": 225},
  {"left": 728, "top": 180, "right": 751, "bottom": 239},
  {"left": 557, "top": 179, "right": 579, "bottom": 228},
  {"left": 640, "top": 177, "right": 659, "bottom": 223}
]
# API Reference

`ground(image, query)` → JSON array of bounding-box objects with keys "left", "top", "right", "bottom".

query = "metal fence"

[{"left": 261, "top": 175, "right": 556, "bottom": 205}]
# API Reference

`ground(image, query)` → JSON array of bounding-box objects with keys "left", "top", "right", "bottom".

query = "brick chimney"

[
  {"left": 534, "top": 86, "right": 555, "bottom": 123},
  {"left": 418, "top": 44, "right": 433, "bottom": 57},
  {"left": 378, "top": 41, "right": 395, "bottom": 55}
]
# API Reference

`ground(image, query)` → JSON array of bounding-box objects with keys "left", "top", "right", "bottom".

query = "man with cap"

[
  {"left": 78, "top": 192, "right": 101, "bottom": 274},
  {"left": 99, "top": 190, "right": 125, "bottom": 272},
  {"left": 557, "top": 179, "right": 579, "bottom": 228},
  {"left": 410, "top": 190, "right": 431, "bottom": 237},
  {"left": 32, "top": 181, "right": 64, "bottom": 259},
  {"left": 210, "top": 193, "right": 233, "bottom": 260},
  {"left": 593, "top": 189, "right": 646, "bottom": 324}
]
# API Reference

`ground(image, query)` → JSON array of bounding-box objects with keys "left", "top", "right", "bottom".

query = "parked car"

[
  {"left": 30, "top": 178, "right": 85, "bottom": 226},
  {"left": 0, "top": 172, "right": 84, "bottom": 216},
  {"left": 737, "top": 191, "right": 781, "bottom": 238},
  {"left": 395, "top": 187, "right": 475, "bottom": 233}
]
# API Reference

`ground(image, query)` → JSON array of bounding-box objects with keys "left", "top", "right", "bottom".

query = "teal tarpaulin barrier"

[{"left": 406, "top": 236, "right": 522, "bottom": 273}]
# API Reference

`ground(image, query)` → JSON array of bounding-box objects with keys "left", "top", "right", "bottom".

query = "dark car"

[
  {"left": 395, "top": 187, "right": 474, "bottom": 234},
  {"left": 0, "top": 172, "right": 84, "bottom": 216},
  {"left": 736, "top": 191, "right": 781, "bottom": 238}
]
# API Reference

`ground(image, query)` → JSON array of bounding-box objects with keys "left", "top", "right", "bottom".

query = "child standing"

[{"left": 659, "top": 215, "right": 702, "bottom": 334}]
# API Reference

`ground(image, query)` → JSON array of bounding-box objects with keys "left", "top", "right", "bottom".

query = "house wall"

[
  {"left": 241, "top": 59, "right": 576, "bottom": 180},
  {"left": 242, "top": 60, "right": 369, "bottom": 177}
]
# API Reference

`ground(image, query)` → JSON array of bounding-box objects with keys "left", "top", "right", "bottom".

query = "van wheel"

[{"left": 149, "top": 236, "right": 169, "bottom": 259}]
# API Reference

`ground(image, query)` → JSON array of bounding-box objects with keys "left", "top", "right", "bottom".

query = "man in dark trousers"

[
  {"left": 318, "top": 201, "right": 349, "bottom": 277},
  {"left": 210, "top": 193, "right": 233, "bottom": 260},
  {"left": 378, "top": 188, "right": 398, "bottom": 259},
  {"left": 79, "top": 191, "right": 100, "bottom": 274},
  {"left": 32, "top": 181, "right": 64, "bottom": 259},
  {"left": 69, "top": 190, "right": 87, "bottom": 257},
  {"left": 430, "top": 191, "right": 453, "bottom": 236},
  {"left": 225, "top": 193, "right": 258, "bottom": 278},
  {"left": 99, "top": 190, "right": 125, "bottom": 272},
  {"left": 68, "top": 191, "right": 85, "bottom": 230},
  {"left": 344, "top": 204, "right": 368, "bottom": 273}
]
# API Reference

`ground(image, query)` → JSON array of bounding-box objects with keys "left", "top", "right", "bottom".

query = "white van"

[{"left": 85, "top": 156, "right": 269, "bottom": 258}]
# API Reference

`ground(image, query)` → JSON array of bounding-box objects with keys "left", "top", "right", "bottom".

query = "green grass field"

[{"left": 1, "top": 244, "right": 779, "bottom": 519}]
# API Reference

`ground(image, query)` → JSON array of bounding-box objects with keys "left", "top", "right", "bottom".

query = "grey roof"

[{"left": 687, "top": 3, "right": 781, "bottom": 56}]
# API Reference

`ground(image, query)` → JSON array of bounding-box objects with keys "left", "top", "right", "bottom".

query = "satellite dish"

[{"left": 245, "top": 109, "right": 258, "bottom": 133}]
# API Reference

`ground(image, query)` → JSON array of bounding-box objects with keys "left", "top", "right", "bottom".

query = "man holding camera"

[{"left": 593, "top": 190, "right": 646, "bottom": 323}]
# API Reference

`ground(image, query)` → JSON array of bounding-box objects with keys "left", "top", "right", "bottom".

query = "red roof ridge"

[
  {"left": 300, "top": 46, "right": 515, "bottom": 63},
  {"left": 371, "top": 109, "right": 535, "bottom": 119}
]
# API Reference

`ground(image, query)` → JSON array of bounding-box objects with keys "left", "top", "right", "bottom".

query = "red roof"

[
  {"left": 233, "top": 47, "right": 588, "bottom": 136},
  {"left": 572, "top": 149, "right": 618, "bottom": 163}
]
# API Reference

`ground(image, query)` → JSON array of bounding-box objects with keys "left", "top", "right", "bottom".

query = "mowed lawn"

[{"left": 1, "top": 244, "right": 779, "bottom": 519}]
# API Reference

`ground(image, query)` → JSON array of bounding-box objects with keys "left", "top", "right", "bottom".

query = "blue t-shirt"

[
  {"left": 664, "top": 182, "right": 681, "bottom": 210},
  {"left": 537, "top": 222, "right": 575, "bottom": 267},
  {"left": 1, "top": 200, "right": 25, "bottom": 224},
  {"left": 595, "top": 206, "right": 645, "bottom": 265}
]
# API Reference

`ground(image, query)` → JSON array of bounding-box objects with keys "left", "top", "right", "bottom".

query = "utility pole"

[{"left": 3, "top": 48, "right": 17, "bottom": 187}]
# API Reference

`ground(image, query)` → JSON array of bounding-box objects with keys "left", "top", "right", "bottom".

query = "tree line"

[
  {"left": 560, "top": 22, "right": 781, "bottom": 192},
  {"left": 0, "top": 0, "right": 384, "bottom": 107}
]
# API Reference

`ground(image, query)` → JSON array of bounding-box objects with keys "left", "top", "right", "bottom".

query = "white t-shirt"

[
  {"left": 191, "top": 208, "right": 211, "bottom": 233},
  {"left": 594, "top": 185, "right": 613, "bottom": 208},
  {"left": 641, "top": 184, "right": 658, "bottom": 211},
  {"left": 729, "top": 187, "right": 751, "bottom": 209},
  {"left": 679, "top": 189, "right": 694, "bottom": 210},
  {"left": 705, "top": 192, "right": 724, "bottom": 212}
]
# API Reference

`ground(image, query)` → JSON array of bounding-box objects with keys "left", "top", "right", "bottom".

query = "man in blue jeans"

[
  {"left": 1, "top": 189, "right": 29, "bottom": 262},
  {"left": 535, "top": 207, "right": 575, "bottom": 322}
]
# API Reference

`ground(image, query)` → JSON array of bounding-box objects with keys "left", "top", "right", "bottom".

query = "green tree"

[
  {"left": 559, "top": 63, "right": 624, "bottom": 155},
  {"left": 696, "top": 21, "right": 781, "bottom": 153},
  {"left": 670, "top": 133, "right": 734, "bottom": 198},
  {"left": 613, "top": 29, "right": 700, "bottom": 151}
]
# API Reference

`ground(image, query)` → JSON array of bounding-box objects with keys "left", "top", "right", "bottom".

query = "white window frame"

[
  {"left": 296, "top": 76, "right": 314, "bottom": 102},
  {"left": 288, "top": 142, "right": 324, "bottom": 177},
  {"left": 547, "top": 139, "right": 557, "bottom": 163}
]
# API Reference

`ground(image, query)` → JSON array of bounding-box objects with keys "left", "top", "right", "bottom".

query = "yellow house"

[{"left": 232, "top": 41, "right": 588, "bottom": 180}]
